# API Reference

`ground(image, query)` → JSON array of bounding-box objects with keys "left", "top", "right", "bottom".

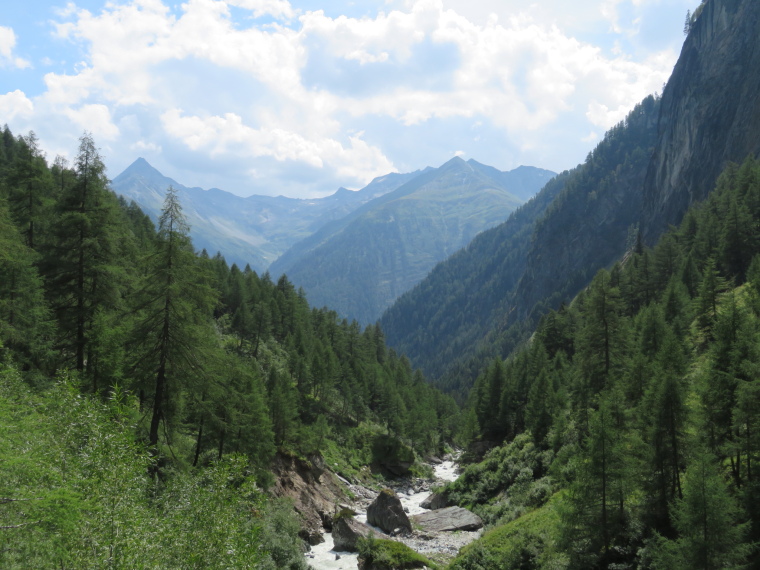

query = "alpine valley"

[{"left": 2, "top": 1, "right": 760, "bottom": 569}]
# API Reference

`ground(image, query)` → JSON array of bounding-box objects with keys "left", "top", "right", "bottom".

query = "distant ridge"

[
  {"left": 111, "top": 159, "right": 419, "bottom": 272},
  {"left": 271, "top": 157, "right": 555, "bottom": 324}
]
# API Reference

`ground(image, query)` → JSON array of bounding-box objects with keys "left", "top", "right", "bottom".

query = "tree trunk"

[{"left": 193, "top": 416, "right": 204, "bottom": 467}]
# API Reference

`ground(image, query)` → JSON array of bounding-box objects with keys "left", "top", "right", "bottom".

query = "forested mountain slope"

[
  {"left": 382, "top": 0, "right": 760, "bottom": 396},
  {"left": 112, "top": 157, "right": 421, "bottom": 272},
  {"left": 447, "top": 154, "right": 760, "bottom": 570},
  {"left": 381, "top": 96, "right": 659, "bottom": 395},
  {"left": 272, "top": 157, "right": 554, "bottom": 324}
]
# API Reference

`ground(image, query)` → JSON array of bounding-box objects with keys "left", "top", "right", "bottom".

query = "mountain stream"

[{"left": 305, "top": 459, "right": 477, "bottom": 569}]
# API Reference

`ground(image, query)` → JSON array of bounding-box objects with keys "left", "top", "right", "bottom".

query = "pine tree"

[
  {"left": 475, "top": 358, "right": 506, "bottom": 440},
  {"left": 525, "top": 367, "right": 555, "bottom": 448},
  {"left": 695, "top": 257, "right": 727, "bottom": 342},
  {"left": 561, "top": 389, "right": 632, "bottom": 567},
  {"left": 643, "top": 334, "right": 687, "bottom": 533},
  {"left": 576, "top": 270, "right": 627, "bottom": 399}
]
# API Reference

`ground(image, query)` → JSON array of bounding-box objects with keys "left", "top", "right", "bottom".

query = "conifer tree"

[
  {"left": 653, "top": 449, "right": 749, "bottom": 569},
  {"left": 576, "top": 270, "right": 627, "bottom": 399},
  {"left": 129, "top": 186, "right": 217, "bottom": 450},
  {"left": 44, "top": 132, "right": 121, "bottom": 380},
  {"left": 0, "top": 198, "right": 53, "bottom": 369},
  {"left": 8, "top": 131, "right": 51, "bottom": 249}
]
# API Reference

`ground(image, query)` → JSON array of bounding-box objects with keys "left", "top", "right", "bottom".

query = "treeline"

[
  {"left": 449, "top": 156, "right": 760, "bottom": 568},
  {"left": 0, "top": 126, "right": 457, "bottom": 567}
]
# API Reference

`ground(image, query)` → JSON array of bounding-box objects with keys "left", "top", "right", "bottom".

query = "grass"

[{"left": 448, "top": 493, "right": 568, "bottom": 570}]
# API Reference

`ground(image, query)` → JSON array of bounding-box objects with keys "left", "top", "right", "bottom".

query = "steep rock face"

[
  {"left": 643, "top": 0, "right": 760, "bottom": 239},
  {"left": 270, "top": 453, "right": 346, "bottom": 545}
]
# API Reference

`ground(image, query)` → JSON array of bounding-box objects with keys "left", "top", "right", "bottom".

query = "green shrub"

[{"left": 357, "top": 536, "right": 438, "bottom": 569}]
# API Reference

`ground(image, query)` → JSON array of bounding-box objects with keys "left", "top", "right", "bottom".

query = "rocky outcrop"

[
  {"left": 643, "top": 0, "right": 760, "bottom": 240},
  {"left": 270, "top": 452, "right": 346, "bottom": 545},
  {"left": 367, "top": 489, "right": 412, "bottom": 534},
  {"left": 333, "top": 517, "right": 386, "bottom": 552},
  {"left": 411, "top": 507, "right": 483, "bottom": 533}
]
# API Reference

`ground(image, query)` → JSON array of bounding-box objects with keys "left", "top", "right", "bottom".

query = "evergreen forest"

[
  {"left": 443, "top": 155, "right": 760, "bottom": 568},
  {"left": 0, "top": 127, "right": 458, "bottom": 568}
]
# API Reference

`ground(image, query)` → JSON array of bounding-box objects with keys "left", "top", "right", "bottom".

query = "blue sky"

[{"left": 1, "top": 0, "right": 695, "bottom": 197}]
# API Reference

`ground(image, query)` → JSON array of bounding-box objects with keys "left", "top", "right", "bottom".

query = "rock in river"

[
  {"left": 367, "top": 489, "right": 412, "bottom": 534},
  {"left": 411, "top": 506, "right": 483, "bottom": 533},
  {"left": 419, "top": 491, "right": 449, "bottom": 511},
  {"left": 333, "top": 517, "right": 387, "bottom": 552}
]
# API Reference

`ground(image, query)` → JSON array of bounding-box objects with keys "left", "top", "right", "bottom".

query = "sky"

[{"left": 0, "top": 0, "right": 695, "bottom": 198}]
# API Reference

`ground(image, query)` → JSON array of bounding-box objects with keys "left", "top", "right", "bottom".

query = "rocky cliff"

[{"left": 643, "top": 0, "right": 760, "bottom": 240}]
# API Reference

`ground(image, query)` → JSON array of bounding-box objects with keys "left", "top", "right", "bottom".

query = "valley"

[{"left": 2, "top": 0, "right": 760, "bottom": 569}]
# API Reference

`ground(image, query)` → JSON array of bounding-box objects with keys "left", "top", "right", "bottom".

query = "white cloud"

[
  {"left": 0, "top": 26, "right": 31, "bottom": 69},
  {"left": 227, "top": 0, "right": 295, "bottom": 19},
  {"left": 11, "top": 0, "right": 683, "bottom": 196},
  {"left": 334, "top": 4, "right": 673, "bottom": 134},
  {"left": 65, "top": 104, "right": 120, "bottom": 141},
  {"left": 131, "top": 140, "right": 163, "bottom": 153},
  {"left": 160, "top": 108, "right": 395, "bottom": 185},
  {"left": 0, "top": 90, "right": 34, "bottom": 120},
  {"left": 298, "top": 2, "right": 434, "bottom": 64}
]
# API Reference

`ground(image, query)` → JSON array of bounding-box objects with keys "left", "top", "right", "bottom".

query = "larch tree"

[
  {"left": 130, "top": 186, "right": 217, "bottom": 451},
  {"left": 44, "top": 132, "right": 121, "bottom": 381}
]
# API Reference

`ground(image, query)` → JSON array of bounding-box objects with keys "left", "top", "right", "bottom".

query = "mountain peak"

[
  {"left": 441, "top": 155, "right": 467, "bottom": 167},
  {"left": 115, "top": 157, "right": 166, "bottom": 181}
]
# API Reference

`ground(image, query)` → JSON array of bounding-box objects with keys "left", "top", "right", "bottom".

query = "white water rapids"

[{"left": 305, "top": 460, "right": 462, "bottom": 570}]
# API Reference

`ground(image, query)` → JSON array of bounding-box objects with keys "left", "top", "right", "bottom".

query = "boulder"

[
  {"left": 419, "top": 491, "right": 449, "bottom": 511},
  {"left": 367, "top": 489, "right": 412, "bottom": 534},
  {"left": 333, "top": 517, "right": 385, "bottom": 552},
  {"left": 410, "top": 506, "right": 483, "bottom": 532}
]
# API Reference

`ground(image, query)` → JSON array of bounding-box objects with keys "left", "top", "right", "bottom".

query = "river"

[{"left": 305, "top": 459, "right": 469, "bottom": 570}]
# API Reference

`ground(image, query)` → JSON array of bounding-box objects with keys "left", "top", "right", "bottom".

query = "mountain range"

[
  {"left": 110, "top": 158, "right": 421, "bottom": 273},
  {"left": 270, "top": 157, "right": 555, "bottom": 323},
  {"left": 111, "top": 156, "right": 554, "bottom": 324}
]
